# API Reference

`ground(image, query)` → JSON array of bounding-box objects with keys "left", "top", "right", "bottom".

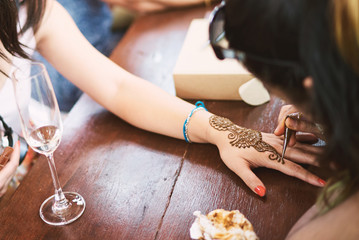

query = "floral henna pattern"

[{"left": 209, "top": 115, "right": 283, "bottom": 164}]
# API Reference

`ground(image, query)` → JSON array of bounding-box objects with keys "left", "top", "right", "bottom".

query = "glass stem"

[{"left": 46, "top": 152, "right": 70, "bottom": 213}]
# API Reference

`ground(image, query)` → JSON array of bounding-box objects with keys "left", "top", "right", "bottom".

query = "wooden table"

[{"left": 0, "top": 6, "right": 320, "bottom": 240}]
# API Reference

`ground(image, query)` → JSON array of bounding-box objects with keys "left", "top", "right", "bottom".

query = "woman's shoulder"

[{"left": 287, "top": 191, "right": 359, "bottom": 240}]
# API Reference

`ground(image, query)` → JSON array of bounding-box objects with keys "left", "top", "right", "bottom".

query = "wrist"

[
  {"left": 188, "top": 111, "right": 221, "bottom": 146},
  {"left": 186, "top": 110, "right": 212, "bottom": 143},
  {"left": 205, "top": 114, "right": 229, "bottom": 147}
]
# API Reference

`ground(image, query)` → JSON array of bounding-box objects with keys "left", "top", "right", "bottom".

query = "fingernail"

[
  {"left": 254, "top": 186, "right": 266, "bottom": 197},
  {"left": 318, "top": 178, "right": 326, "bottom": 186}
]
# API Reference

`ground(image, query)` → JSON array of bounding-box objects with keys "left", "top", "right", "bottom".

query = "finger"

[
  {"left": 285, "top": 118, "right": 322, "bottom": 138},
  {"left": 275, "top": 159, "right": 325, "bottom": 187},
  {"left": 285, "top": 116, "right": 318, "bottom": 146},
  {"left": 283, "top": 146, "right": 323, "bottom": 167},
  {"left": 295, "top": 133, "right": 318, "bottom": 144},
  {"left": 292, "top": 141, "right": 324, "bottom": 155},
  {"left": 274, "top": 105, "right": 298, "bottom": 135},
  {"left": 262, "top": 132, "right": 324, "bottom": 168},
  {"left": 277, "top": 105, "right": 296, "bottom": 124},
  {"left": 231, "top": 164, "right": 266, "bottom": 197},
  {"left": 283, "top": 149, "right": 320, "bottom": 167},
  {"left": 288, "top": 133, "right": 297, "bottom": 147},
  {"left": 274, "top": 113, "right": 288, "bottom": 136},
  {"left": 262, "top": 134, "right": 322, "bottom": 166},
  {"left": 274, "top": 120, "right": 285, "bottom": 136},
  {"left": 0, "top": 141, "right": 20, "bottom": 182}
]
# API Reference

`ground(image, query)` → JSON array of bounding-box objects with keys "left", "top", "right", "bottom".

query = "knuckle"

[
  {"left": 288, "top": 163, "right": 304, "bottom": 177},
  {"left": 292, "top": 163, "right": 303, "bottom": 172},
  {"left": 298, "top": 121, "right": 311, "bottom": 132}
]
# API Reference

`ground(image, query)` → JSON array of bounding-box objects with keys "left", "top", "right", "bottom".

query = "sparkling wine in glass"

[{"left": 12, "top": 62, "right": 85, "bottom": 226}]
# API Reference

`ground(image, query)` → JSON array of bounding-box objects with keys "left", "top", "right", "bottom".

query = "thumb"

[
  {"left": 235, "top": 166, "right": 266, "bottom": 197},
  {"left": 274, "top": 117, "right": 286, "bottom": 136}
]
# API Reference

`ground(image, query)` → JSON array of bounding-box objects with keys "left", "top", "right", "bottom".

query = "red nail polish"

[
  {"left": 254, "top": 186, "right": 266, "bottom": 197},
  {"left": 318, "top": 178, "right": 326, "bottom": 186}
]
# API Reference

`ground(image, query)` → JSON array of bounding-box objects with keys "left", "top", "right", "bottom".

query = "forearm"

[
  {"left": 101, "top": 0, "right": 218, "bottom": 13},
  {"left": 107, "top": 71, "right": 213, "bottom": 143},
  {"left": 103, "top": 0, "right": 205, "bottom": 8}
]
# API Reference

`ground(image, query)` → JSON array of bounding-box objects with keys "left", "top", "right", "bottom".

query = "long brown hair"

[
  {"left": 333, "top": 0, "right": 359, "bottom": 75},
  {"left": 0, "top": 0, "right": 46, "bottom": 76},
  {"left": 225, "top": 0, "right": 359, "bottom": 213}
]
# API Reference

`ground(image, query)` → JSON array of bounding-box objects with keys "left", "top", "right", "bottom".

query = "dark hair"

[
  {"left": 0, "top": 0, "right": 46, "bottom": 76},
  {"left": 300, "top": 0, "right": 359, "bottom": 211},
  {"left": 225, "top": 0, "right": 359, "bottom": 211},
  {"left": 333, "top": 0, "right": 359, "bottom": 75},
  {"left": 225, "top": 0, "right": 309, "bottom": 107}
]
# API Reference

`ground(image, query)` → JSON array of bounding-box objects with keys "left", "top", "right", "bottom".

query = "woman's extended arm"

[{"left": 101, "top": 0, "right": 213, "bottom": 13}]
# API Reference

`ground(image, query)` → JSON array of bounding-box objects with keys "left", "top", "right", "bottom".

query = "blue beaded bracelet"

[{"left": 183, "top": 101, "right": 208, "bottom": 143}]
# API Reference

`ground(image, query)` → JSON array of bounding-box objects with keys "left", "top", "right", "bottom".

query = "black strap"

[{"left": 0, "top": 115, "right": 13, "bottom": 147}]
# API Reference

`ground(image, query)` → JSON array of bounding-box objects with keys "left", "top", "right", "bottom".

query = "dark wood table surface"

[{"left": 0, "top": 6, "right": 321, "bottom": 240}]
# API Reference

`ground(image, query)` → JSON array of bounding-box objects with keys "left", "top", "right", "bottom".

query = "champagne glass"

[{"left": 12, "top": 62, "right": 85, "bottom": 226}]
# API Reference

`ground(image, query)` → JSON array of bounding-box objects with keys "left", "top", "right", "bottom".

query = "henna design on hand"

[{"left": 209, "top": 115, "right": 283, "bottom": 164}]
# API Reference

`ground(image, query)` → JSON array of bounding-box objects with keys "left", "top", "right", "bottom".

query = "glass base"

[{"left": 39, "top": 192, "right": 86, "bottom": 226}]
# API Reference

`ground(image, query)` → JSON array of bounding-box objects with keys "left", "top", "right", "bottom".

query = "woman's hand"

[
  {"left": 274, "top": 105, "right": 325, "bottom": 147},
  {"left": 208, "top": 115, "right": 324, "bottom": 197},
  {"left": 102, "top": 0, "right": 210, "bottom": 13},
  {"left": 0, "top": 141, "right": 20, "bottom": 197}
]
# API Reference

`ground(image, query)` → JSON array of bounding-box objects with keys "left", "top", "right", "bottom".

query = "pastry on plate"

[{"left": 190, "top": 209, "right": 258, "bottom": 240}]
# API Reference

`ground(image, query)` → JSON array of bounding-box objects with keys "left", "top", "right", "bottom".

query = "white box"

[{"left": 173, "top": 19, "right": 253, "bottom": 100}]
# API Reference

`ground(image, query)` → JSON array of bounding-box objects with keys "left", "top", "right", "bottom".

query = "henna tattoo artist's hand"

[
  {"left": 209, "top": 115, "right": 325, "bottom": 197},
  {"left": 0, "top": 141, "right": 20, "bottom": 197},
  {"left": 274, "top": 105, "right": 324, "bottom": 146}
]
